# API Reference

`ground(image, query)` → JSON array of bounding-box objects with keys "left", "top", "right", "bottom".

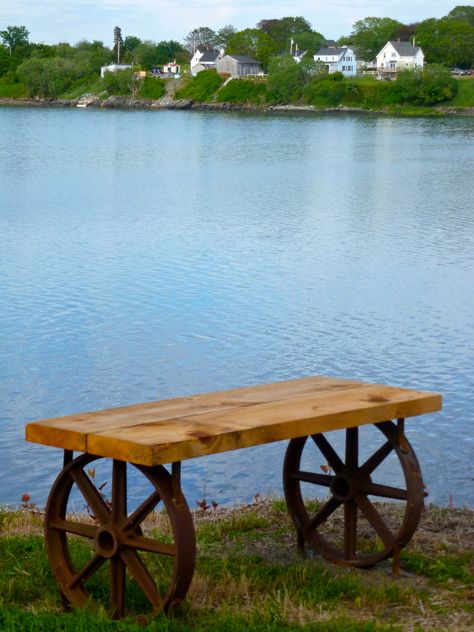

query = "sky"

[{"left": 0, "top": 1, "right": 471, "bottom": 46}]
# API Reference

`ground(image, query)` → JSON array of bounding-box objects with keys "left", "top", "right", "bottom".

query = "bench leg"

[
  {"left": 282, "top": 420, "right": 424, "bottom": 567},
  {"left": 44, "top": 455, "right": 195, "bottom": 621}
]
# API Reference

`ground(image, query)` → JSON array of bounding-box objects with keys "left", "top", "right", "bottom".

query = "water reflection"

[{"left": 0, "top": 108, "right": 473, "bottom": 508}]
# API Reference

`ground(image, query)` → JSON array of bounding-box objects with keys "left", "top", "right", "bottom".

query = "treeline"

[{"left": 0, "top": 5, "right": 473, "bottom": 101}]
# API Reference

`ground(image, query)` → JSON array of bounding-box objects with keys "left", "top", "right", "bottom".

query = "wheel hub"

[{"left": 95, "top": 527, "right": 121, "bottom": 558}]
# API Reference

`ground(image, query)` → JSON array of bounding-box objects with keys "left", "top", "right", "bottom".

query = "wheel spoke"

[
  {"left": 355, "top": 493, "right": 394, "bottom": 547},
  {"left": 306, "top": 496, "right": 341, "bottom": 531},
  {"left": 112, "top": 461, "right": 127, "bottom": 522},
  {"left": 124, "top": 491, "right": 161, "bottom": 530},
  {"left": 290, "top": 471, "right": 334, "bottom": 487},
  {"left": 68, "top": 553, "right": 106, "bottom": 589},
  {"left": 71, "top": 468, "right": 111, "bottom": 525},
  {"left": 124, "top": 533, "right": 176, "bottom": 556},
  {"left": 344, "top": 501, "right": 358, "bottom": 559},
  {"left": 359, "top": 481, "right": 408, "bottom": 500},
  {"left": 358, "top": 441, "right": 393, "bottom": 477},
  {"left": 312, "top": 435, "right": 344, "bottom": 473},
  {"left": 345, "top": 427, "right": 358, "bottom": 469},
  {"left": 121, "top": 548, "right": 163, "bottom": 610},
  {"left": 110, "top": 556, "right": 126, "bottom": 619},
  {"left": 49, "top": 518, "right": 98, "bottom": 539}
]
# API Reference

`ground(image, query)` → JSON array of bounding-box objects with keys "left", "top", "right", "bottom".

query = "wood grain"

[{"left": 25, "top": 376, "right": 442, "bottom": 465}]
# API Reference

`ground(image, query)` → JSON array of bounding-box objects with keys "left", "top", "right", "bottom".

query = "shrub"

[
  {"left": 175, "top": 70, "right": 224, "bottom": 102},
  {"left": 266, "top": 55, "right": 320, "bottom": 104},
  {"left": 216, "top": 78, "right": 267, "bottom": 104},
  {"left": 391, "top": 66, "right": 458, "bottom": 105},
  {"left": 303, "top": 76, "right": 347, "bottom": 106},
  {"left": 138, "top": 76, "right": 166, "bottom": 99}
]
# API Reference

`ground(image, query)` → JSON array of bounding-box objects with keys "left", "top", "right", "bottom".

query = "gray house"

[{"left": 216, "top": 54, "right": 263, "bottom": 77}]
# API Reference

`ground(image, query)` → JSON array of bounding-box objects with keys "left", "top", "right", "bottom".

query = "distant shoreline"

[{"left": 2, "top": 96, "right": 474, "bottom": 117}]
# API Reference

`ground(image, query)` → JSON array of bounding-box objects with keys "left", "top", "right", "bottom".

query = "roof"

[
  {"left": 225, "top": 54, "right": 261, "bottom": 64},
  {"left": 199, "top": 50, "right": 220, "bottom": 63},
  {"left": 387, "top": 41, "right": 422, "bottom": 56},
  {"left": 315, "top": 47, "right": 349, "bottom": 57}
]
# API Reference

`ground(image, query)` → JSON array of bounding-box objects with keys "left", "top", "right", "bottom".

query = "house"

[
  {"left": 190, "top": 48, "right": 221, "bottom": 75},
  {"left": 293, "top": 49, "right": 307, "bottom": 63},
  {"left": 314, "top": 46, "right": 357, "bottom": 77},
  {"left": 216, "top": 54, "right": 263, "bottom": 77},
  {"left": 162, "top": 60, "right": 181, "bottom": 75},
  {"left": 376, "top": 41, "right": 424, "bottom": 79},
  {"left": 100, "top": 63, "right": 132, "bottom": 78}
]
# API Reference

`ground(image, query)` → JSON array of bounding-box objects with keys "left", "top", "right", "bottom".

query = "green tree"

[
  {"left": 350, "top": 17, "right": 404, "bottom": 59},
  {"left": 391, "top": 66, "right": 457, "bottom": 105},
  {"left": 17, "top": 56, "right": 81, "bottom": 97},
  {"left": 123, "top": 36, "right": 142, "bottom": 53},
  {"left": 292, "top": 31, "right": 326, "bottom": 55},
  {"left": 0, "top": 25, "right": 29, "bottom": 55},
  {"left": 447, "top": 5, "right": 474, "bottom": 26},
  {"left": 415, "top": 17, "right": 474, "bottom": 68},
  {"left": 227, "top": 28, "right": 278, "bottom": 67},
  {"left": 113, "top": 26, "right": 123, "bottom": 63},
  {"left": 267, "top": 54, "right": 318, "bottom": 102},
  {"left": 257, "top": 17, "right": 313, "bottom": 51}
]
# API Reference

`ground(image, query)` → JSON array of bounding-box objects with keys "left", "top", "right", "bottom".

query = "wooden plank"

[
  {"left": 87, "top": 384, "right": 441, "bottom": 465},
  {"left": 25, "top": 376, "right": 441, "bottom": 466},
  {"left": 25, "top": 376, "right": 364, "bottom": 451}
]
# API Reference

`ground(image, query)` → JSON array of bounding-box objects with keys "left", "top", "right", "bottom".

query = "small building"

[
  {"left": 190, "top": 48, "right": 222, "bottom": 75},
  {"left": 100, "top": 63, "right": 132, "bottom": 78},
  {"left": 162, "top": 60, "right": 181, "bottom": 75},
  {"left": 216, "top": 54, "right": 263, "bottom": 78},
  {"left": 314, "top": 46, "right": 357, "bottom": 77},
  {"left": 376, "top": 41, "right": 424, "bottom": 80}
]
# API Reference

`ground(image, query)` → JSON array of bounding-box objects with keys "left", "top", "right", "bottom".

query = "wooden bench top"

[{"left": 25, "top": 376, "right": 442, "bottom": 466}]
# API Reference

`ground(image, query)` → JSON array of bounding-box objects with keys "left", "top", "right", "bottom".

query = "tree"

[
  {"left": 123, "top": 36, "right": 142, "bottom": 52},
  {"left": 447, "top": 5, "right": 474, "bottom": 26},
  {"left": 113, "top": 26, "right": 123, "bottom": 63},
  {"left": 226, "top": 28, "right": 279, "bottom": 67},
  {"left": 415, "top": 17, "right": 474, "bottom": 68},
  {"left": 215, "top": 25, "right": 237, "bottom": 47},
  {"left": 257, "top": 16, "right": 313, "bottom": 52},
  {"left": 183, "top": 27, "right": 217, "bottom": 54},
  {"left": 0, "top": 25, "right": 29, "bottom": 55},
  {"left": 17, "top": 56, "right": 82, "bottom": 97},
  {"left": 267, "top": 54, "right": 318, "bottom": 103},
  {"left": 350, "top": 17, "right": 404, "bottom": 59},
  {"left": 292, "top": 31, "right": 325, "bottom": 55}
]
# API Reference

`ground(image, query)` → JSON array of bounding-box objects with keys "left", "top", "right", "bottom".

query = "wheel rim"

[
  {"left": 283, "top": 421, "right": 424, "bottom": 567},
  {"left": 45, "top": 454, "right": 195, "bottom": 619}
]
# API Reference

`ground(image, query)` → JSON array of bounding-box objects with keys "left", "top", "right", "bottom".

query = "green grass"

[
  {"left": 216, "top": 79, "right": 268, "bottom": 105},
  {"left": 0, "top": 77, "right": 28, "bottom": 98},
  {"left": 0, "top": 502, "right": 472, "bottom": 631},
  {"left": 446, "top": 77, "right": 474, "bottom": 107}
]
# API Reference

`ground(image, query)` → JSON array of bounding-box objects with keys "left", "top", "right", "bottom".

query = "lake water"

[{"left": 1, "top": 106, "right": 473, "bottom": 509}]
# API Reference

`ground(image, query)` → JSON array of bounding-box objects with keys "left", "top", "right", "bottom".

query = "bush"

[
  {"left": 266, "top": 56, "right": 320, "bottom": 104},
  {"left": 303, "top": 76, "right": 347, "bottom": 106},
  {"left": 100, "top": 68, "right": 137, "bottom": 95},
  {"left": 216, "top": 78, "right": 267, "bottom": 104},
  {"left": 0, "top": 72, "right": 28, "bottom": 98},
  {"left": 175, "top": 70, "right": 224, "bottom": 101},
  {"left": 391, "top": 66, "right": 458, "bottom": 105},
  {"left": 138, "top": 76, "right": 166, "bottom": 99}
]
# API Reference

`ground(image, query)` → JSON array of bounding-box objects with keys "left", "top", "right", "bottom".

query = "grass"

[
  {"left": 0, "top": 501, "right": 472, "bottom": 631},
  {"left": 445, "top": 77, "right": 474, "bottom": 107}
]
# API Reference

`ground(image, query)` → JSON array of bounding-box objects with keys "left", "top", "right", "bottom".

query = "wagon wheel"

[
  {"left": 45, "top": 454, "right": 196, "bottom": 620},
  {"left": 283, "top": 420, "right": 424, "bottom": 567}
]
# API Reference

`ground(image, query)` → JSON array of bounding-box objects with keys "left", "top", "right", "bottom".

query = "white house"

[
  {"left": 376, "top": 41, "right": 424, "bottom": 79},
  {"left": 100, "top": 63, "right": 132, "bottom": 78},
  {"left": 190, "top": 48, "right": 221, "bottom": 75},
  {"left": 314, "top": 46, "right": 357, "bottom": 77}
]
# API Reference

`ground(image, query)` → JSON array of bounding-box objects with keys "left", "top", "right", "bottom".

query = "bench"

[{"left": 26, "top": 375, "right": 441, "bottom": 621}]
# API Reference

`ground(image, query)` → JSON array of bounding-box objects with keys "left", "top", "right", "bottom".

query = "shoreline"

[{"left": 1, "top": 95, "right": 474, "bottom": 117}]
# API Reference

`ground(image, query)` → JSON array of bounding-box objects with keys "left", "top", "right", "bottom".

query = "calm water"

[{"left": 1, "top": 107, "right": 473, "bottom": 509}]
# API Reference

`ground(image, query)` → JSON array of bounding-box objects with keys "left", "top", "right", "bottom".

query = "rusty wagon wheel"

[
  {"left": 283, "top": 420, "right": 424, "bottom": 567},
  {"left": 45, "top": 454, "right": 196, "bottom": 620}
]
